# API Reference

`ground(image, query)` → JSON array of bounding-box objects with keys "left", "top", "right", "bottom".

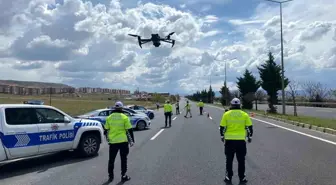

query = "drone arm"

[{"left": 161, "top": 40, "right": 173, "bottom": 43}]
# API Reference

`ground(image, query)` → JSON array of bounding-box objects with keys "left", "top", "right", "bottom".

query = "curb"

[{"left": 252, "top": 112, "right": 336, "bottom": 136}]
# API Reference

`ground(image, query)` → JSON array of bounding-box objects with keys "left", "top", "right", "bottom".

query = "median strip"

[{"left": 207, "top": 103, "right": 336, "bottom": 136}]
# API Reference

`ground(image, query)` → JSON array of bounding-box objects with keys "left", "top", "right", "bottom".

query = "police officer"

[
  {"left": 175, "top": 101, "right": 180, "bottom": 115},
  {"left": 197, "top": 100, "right": 204, "bottom": 115},
  {"left": 219, "top": 98, "right": 253, "bottom": 184},
  {"left": 104, "top": 101, "right": 135, "bottom": 182},
  {"left": 164, "top": 100, "right": 173, "bottom": 127},
  {"left": 184, "top": 100, "right": 192, "bottom": 118}
]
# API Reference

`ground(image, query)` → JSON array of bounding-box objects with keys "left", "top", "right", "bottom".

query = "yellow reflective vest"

[
  {"left": 197, "top": 102, "right": 204, "bottom": 107},
  {"left": 164, "top": 103, "right": 173, "bottom": 113},
  {"left": 220, "top": 110, "right": 252, "bottom": 140},
  {"left": 104, "top": 112, "right": 132, "bottom": 144}
]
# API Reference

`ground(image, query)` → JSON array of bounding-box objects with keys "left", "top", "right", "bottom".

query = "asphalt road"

[
  {"left": 1, "top": 100, "right": 336, "bottom": 185},
  {"left": 254, "top": 104, "right": 336, "bottom": 119}
]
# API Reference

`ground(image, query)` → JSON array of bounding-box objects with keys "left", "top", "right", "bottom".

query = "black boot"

[
  {"left": 239, "top": 177, "right": 248, "bottom": 184},
  {"left": 121, "top": 175, "right": 131, "bottom": 182},
  {"left": 224, "top": 175, "right": 232, "bottom": 184}
]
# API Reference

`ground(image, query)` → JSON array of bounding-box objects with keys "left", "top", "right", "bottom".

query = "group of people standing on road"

[{"left": 103, "top": 97, "right": 253, "bottom": 184}]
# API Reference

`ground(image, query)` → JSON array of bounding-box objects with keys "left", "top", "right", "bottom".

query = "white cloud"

[{"left": 0, "top": 0, "right": 336, "bottom": 95}]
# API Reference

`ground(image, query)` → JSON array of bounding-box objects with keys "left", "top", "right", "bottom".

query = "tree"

[
  {"left": 255, "top": 89, "right": 266, "bottom": 110},
  {"left": 220, "top": 84, "right": 232, "bottom": 106},
  {"left": 258, "top": 52, "right": 289, "bottom": 113},
  {"left": 231, "top": 90, "right": 240, "bottom": 98},
  {"left": 286, "top": 80, "right": 300, "bottom": 116},
  {"left": 236, "top": 69, "right": 261, "bottom": 109},
  {"left": 302, "top": 81, "right": 330, "bottom": 106},
  {"left": 208, "top": 85, "right": 215, "bottom": 103}
]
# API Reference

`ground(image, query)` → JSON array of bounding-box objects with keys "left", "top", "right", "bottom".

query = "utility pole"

[
  {"left": 264, "top": 0, "right": 293, "bottom": 115},
  {"left": 49, "top": 87, "right": 52, "bottom": 105}
]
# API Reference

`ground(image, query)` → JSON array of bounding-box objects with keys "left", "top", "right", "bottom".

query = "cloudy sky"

[{"left": 0, "top": 0, "right": 335, "bottom": 94}]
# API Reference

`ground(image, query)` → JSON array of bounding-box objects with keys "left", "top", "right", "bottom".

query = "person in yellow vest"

[
  {"left": 104, "top": 101, "right": 135, "bottom": 183},
  {"left": 219, "top": 98, "right": 253, "bottom": 184},
  {"left": 184, "top": 100, "right": 192, "bottom": 118},
  {"left": 197, "top": 100, "right": 204, "bottom": 115},
  {"left": 163, "top": 100, "right": 173, "bottom": 127}
]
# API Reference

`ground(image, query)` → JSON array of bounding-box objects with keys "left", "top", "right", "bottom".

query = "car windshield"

[{"left": 83, "top": 110, "right": 100, "bottom": 116}]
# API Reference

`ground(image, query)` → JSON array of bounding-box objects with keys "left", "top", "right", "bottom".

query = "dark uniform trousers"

[
  {"left": 164, "top": 112, "right": 172, "bottom": 126},
  {"left": 108, "top": 142, "right": 129, "bottom": 177},
  {"left": 199, "top": 107, "right": 203, "bottom": 115},
  {"left": 176, "top": 107, "right": 180, "bottom": 114},
  {"left": 224, "top": 140, "right": 247, "bottom": 179}
]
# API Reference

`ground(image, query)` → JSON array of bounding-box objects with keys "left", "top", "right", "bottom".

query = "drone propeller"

[
  {"left": 128, "top": 34, "right": 139, "bottom": 37},
  {"left": 168, "top": 32, "right": 175, "bottom": 36}
]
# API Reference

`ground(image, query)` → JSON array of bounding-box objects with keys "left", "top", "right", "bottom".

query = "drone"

[{"left": 128, "top": 32, "right": 175, "bottom": 48}]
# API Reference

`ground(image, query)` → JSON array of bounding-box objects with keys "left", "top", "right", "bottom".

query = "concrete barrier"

[
  {"left": 316, "top": 127, "right": 325, "bottom": 132},
  {"left": 325, "top": 128, "right": 336, "bottom": 134}
]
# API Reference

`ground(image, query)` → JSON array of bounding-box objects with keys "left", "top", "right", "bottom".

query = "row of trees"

[
  {"left": 185, "top": 86, "right": 215, "bottom": 103},
  {"left": 188, "top": 52, "right": 336, "bottom": 115}
]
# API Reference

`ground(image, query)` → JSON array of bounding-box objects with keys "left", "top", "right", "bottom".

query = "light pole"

[
  {"left": 264, "top": 0, "right": 293, "bottom": 115},
  {"left": 221, "top": 57, "right": 236, "bottom": 106}
]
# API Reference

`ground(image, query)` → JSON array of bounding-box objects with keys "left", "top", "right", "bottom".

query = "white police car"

[
  {"left": 126, "top": 105, "right": 155, "bottom": 119},
  {"left": 76, "top": 108, "right": 151, "bottom": 131},
  {"left": 0, "top": 104, "right": 104, "bottom": 164}
]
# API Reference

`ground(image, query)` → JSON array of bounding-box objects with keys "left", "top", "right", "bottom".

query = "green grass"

[
  {"left": 211, "top": 103, "right": 336, "bottom": 130},
  {"left": 0, "top": 94, "right": 157, "bottom": 116}
]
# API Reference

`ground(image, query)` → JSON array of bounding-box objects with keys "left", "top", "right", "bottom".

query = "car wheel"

[
  {"left": 77, "top": 133, "right": 100, "bottom": 157},
  {"left": 148, "top": 113, "right": 154, "bottom": 119},
  {"left": 136, "top": 120, "right": 147, "bottom": 130}
]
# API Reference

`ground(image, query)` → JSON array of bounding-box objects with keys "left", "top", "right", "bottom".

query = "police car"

[
  {"left": 0, "top": 104, "right": 105, "bottom": 164},
  {"left": 76, "top": 108, "right": 151, "bottom": 131},
  {"left": 126, "top": 105, "right": 155, "bottom": 119}
]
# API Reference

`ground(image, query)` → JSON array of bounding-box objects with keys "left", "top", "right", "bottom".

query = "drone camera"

[{"left": 153, "top": 42, "right": 161, "bottom": 47}]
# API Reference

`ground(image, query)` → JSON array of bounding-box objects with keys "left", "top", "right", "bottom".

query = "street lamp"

[
  {"left": 264, "top": 0, "right": 293, "bottom": 115},
  {"left": 215, "top": 57, "right": 237, "bottom": 106}
]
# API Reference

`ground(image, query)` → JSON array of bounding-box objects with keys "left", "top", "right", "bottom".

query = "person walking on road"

[
  {"left": 175, "top": 101, "right": 180, "bottom": 115},
  {"left": 164, "top": 100, "right": 173, "bottom": 127},
  {"left": 219, "top": 98, "right": 253, "bottom": 184},
  {"left": 197, "top": 100, "right": 204, "bottom": 115},
  {"left": 184, "top": 100, "right": 192, "bottom": 118},
  {"left": 104, "top": 101, "right": 135, "bottom": 183}
]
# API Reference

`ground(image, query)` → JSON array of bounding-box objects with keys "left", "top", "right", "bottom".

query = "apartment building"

[{"left": 0, "top": 84, "right": 131, "bottom": 96}]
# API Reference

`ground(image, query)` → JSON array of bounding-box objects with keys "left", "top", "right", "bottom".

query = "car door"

[
  {"left": 35, "top": 108, "right": 74, "bottom": 154},
  {"left": 121, "top": 110, "right": 136, "bottom": 128},
  {"left": 96, "top": 110, "right": 110, "bottom": 124},
  {"left": 1, "top": 107, "right": 39, "bottom": 159},
  {"left": 137, "top": 106, "right": 147, "bottom": 114}
]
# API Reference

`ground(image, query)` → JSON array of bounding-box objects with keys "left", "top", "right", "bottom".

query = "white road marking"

[
  {"left": 316, "top": 109, "right": 333, "bottom": 113},
  {"left": 209, "top": 116, "right": 213, "bottom": 120},
  {"left": 150, "top": 129, "right": 165, "bottom": 140},
  {"left": 208, "top": 104, "right": 336, "bottom": 146},
  {"left": 253, "top": 118, "right": 336, "bottom": 146},
  {"left": 173, "top": 117, "right": 177, "bottom": 120}
]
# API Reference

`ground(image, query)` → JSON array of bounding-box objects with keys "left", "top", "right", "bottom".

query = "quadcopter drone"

[{"left": 128, "top": 32, "right": 175, "bottom": 48}]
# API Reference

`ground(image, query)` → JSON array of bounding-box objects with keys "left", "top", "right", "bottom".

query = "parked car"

[
  {"left": 106, "top": 106, "right": 148, "bottom": 117},
  {"left": 0, "top": 104, "right": 104, "bottom": 165},
  {"left": 126, "top": 105, "right": 155, "bottom": 119},
  {"left": 23, "top": 100, "right": 44, "bottom": 105},
  {"left": 76, "top": 108, "right": 151, "bottom": 131}
]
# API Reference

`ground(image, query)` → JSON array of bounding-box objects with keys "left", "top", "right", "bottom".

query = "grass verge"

[
  {"left": 211, "top": 103, "right": 336, "bottom": 130},
  {"left": 0, "top": 94, "right": 157, "bottom": 116}
]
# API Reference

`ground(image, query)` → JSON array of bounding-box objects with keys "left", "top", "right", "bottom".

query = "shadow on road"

[
  {"left": 0, "top": 151, "right": 98, "bottom": 180},
  {"left": 100, "top": 180, "right": 125, "bottom": 185}
]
